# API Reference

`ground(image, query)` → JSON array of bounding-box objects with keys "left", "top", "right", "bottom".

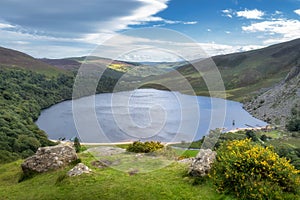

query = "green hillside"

[
  {"left": 0, "top": 47, "right": 125, "bottom": 164},
  {"left": 0, "top": 68, "right": 73, "bottom": 163},
  {"left": 0, "top": 38, "right": 299, "bottom": 164},
  {"left": 145, "top": 38, "right": 300, "bottom": 101}
]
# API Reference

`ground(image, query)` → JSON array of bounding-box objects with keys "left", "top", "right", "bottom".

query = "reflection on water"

[{"left": 36, "top": 89, "right": 267, "bottom": 143}]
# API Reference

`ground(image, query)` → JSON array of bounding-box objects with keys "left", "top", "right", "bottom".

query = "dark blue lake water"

[{"left": 36, "top": 89, "right": 267, "bottom": 143}]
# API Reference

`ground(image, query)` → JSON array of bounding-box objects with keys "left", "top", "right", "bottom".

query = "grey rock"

[
  {"left": 188, "top": 149, "right": 216, "bottom": 177},
  {"left": 244, "top": 67, "right": 300, "bottom": 127},
  {"left": 67, "top": 163, "right": 92, "bottom": 176},
  {"left": 21, "top": 143, "right": 78, "bottom": 173}
]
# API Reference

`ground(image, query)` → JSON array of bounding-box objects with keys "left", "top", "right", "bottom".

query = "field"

[{"left": 0, "top": 150, "right": 235, "bottom": 200}]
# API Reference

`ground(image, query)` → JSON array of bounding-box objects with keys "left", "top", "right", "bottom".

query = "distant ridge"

[
  {"left": 39, "top": 58, "right": 81, "bottom": 71},
  {"left": 147, "top": 38, "right": 300, "bottom": 101},
  {"left": 0, "top": 46, "right": 66, "bottom": 75}
]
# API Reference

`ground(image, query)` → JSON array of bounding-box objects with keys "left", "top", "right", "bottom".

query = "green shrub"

[
  {"left": 210, "top": 138, "right": 300, "bottom": 200},
  {"left": 0, "top": 150, "right": 20, "bottom": 164},
  {"left": 245, "top": 130, "right": 258, "bottom": 142},
  {"left": 286, "top": 106, "right": 300, "bottom": 132},
  {"left": 274, "top": 145, "right": 300, "bottom": 170},
  {"left": 286, "top": 118, "right": 300, "bottom": 132},
  {"left": 73, "top": 137, "right": 81, "bottom": 153},
  {"left": 126, "top": 141, "right": 164, "bottom": 153}
]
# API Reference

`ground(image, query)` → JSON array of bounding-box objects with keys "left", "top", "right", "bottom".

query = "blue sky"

[{"left": 0, "top": 0, "right": 299, "bottom": 60}]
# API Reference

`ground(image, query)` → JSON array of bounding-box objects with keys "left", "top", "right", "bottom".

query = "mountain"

[
  {"left": 0, "top": 46, "right": 66, "bottom": 75},
  {"left": 145, "top": 38, "right": 300, "bottom": 101},
  {"left": 39, "top": 58, "right": 81, "bottom": 71},
  {"left": 40, "top": 56, "right": 184, "bottom": 80},
  {"left": 40, "top": 56, "right": 140, "bottom": 73}
]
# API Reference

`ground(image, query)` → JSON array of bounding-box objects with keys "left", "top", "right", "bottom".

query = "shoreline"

[
  {"left": 50, "top": 125, "right": 270, "bottom": 146},
  {"left": 50, "top": 139, "right": 182, "bottom": 146},
  {"left": 224, "top": 125, "right": 270, "bottom": 133}
]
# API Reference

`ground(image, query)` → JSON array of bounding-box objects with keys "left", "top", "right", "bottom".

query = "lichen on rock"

[
  {"left": 188, "top": 149, "right": 216, "bottom": 177},
  {"left": 21, "top": 143, "right": 78, "bottom": 173}
]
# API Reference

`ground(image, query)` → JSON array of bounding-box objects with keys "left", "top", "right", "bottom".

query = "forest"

[{"left": 0, "top": 66, "right": 119, "bottom": 163}]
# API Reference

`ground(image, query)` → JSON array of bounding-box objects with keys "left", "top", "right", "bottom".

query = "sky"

[{"left": 0, "top": 0, "right": 299, "bottom": 61}]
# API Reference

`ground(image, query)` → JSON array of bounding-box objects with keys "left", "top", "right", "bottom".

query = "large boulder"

[
  {"left": 21, "top": 143, "right": 78, "bottom": 173},
  {"left": 188, "top": 149, "right": 216, "bottom": 177}
]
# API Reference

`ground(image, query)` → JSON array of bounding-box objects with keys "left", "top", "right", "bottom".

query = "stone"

[
  {"left": 188, "top": 149, "right": 216, "bottom": 177},
  {"left": 21, "top": 143, "right": 78, "bottom": 173},
  {"left": 177, "top": 158, "right": 193, "bottom": 164},
  {"left": 128, "top": 168, "right": 139, "bottom": 176},
  {"left": 67, "top": 163, "right": 92, "bottom": 177}
]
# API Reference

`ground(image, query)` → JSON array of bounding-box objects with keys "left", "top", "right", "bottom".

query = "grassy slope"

[
  {"left": 0, "top": 154, "right": 234, "bottom": 200},
  {"left": 143, "top": 38, "right": 300, "bottom": 101}
]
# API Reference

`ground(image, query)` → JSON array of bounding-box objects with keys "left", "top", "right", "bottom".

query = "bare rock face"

[
  {"left": 67, "top": 163, "right": 92, "bottom": 176},
  {"left": 244, "top": 66, "right": 300, "bottom": 127},
  {"left": 188, "top": 149, "right": 216, "bottom": 177},
  {"left": 21, "top": 143, "right": 78, "bottom": 173}
]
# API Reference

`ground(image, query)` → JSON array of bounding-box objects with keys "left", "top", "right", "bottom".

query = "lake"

[{"left": 36, "top": 89, "right": 267, "bottom": 143}]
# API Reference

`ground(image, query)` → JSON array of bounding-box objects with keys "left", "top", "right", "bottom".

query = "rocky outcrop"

[
  {"left": 244, "top": 66, "right": 300, "bottom": 127},
  {"left": 21, "top": 143, "right": 78, "bottom": 173},
  {"left": 188, "top": 149, "right": 216, "bottom": 177},
  {"left": 67, "top": 163, "right": 92, "bottom": 176}
]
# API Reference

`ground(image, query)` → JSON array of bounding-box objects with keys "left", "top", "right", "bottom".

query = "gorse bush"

[
  {"left": 126, "top": 141, "right": 164, "bottom": 153},
  {"left": 210, "top": 139, "right": 300, "bottom": 200}
]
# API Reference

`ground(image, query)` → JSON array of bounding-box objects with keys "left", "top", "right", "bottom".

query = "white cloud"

[
  {"left": 85, "top": 32, "right": 265, "bottom": 62},
  {"left": 0, "top": 22, "right": 15, "bottom": 29},
  {"left": 222, "top": 9, "right": 233, "bottom": 18},
  {"left": 118, "top": 0, "right": 168, "bottom": 27},
  {"left": 183, "top": 21, "right": 197, "bottom": 25},
  {"left": 12, "top": 41, "right": 30, "bottom": 45},
  {"left": 74, "top": 0, "right": 197, "bottom": 45},
  {"left": 225, "top": 31, "right": 231, "bottom": 34},
  {"left": 163, "top": 19, "right": 197, "bottom": 25},
  {"left": 199, "top": 43, "right": 264, "bottom": 56},
  {"left": 163, "top": 19, "right": 180, "bottom": 24},
  {"left": 222, "top": 8, "right": 265, "bottom": 19},
  {"left": 242, "top": 19, "right": 300, "bottom": 44},
  {"left": 294, "top": 9, "right": 300, "bottom": 16},
  {"left": 0, "top": 0, "right": 180, "bottom": 58},
  {"left": 0, "top": 28, "right": 95, "bottom": 58},
  {"left": 6, "top": 29, "right": 262, "bottom": 61},
  {"left": 236, "top": 9, "right": 265, "bottom": 19}
]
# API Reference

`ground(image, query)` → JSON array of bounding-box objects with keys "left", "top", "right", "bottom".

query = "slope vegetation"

[
  {"left": 0, "top": 47, "right": 65, "bottom": 76},
  {"left": 146, "top": 38, "right": 300, "bottom": 101}
]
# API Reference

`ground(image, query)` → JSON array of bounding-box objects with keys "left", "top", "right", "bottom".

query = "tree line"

[{"left": 0, "top": 67, "right": 119, "bottom": 164}]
